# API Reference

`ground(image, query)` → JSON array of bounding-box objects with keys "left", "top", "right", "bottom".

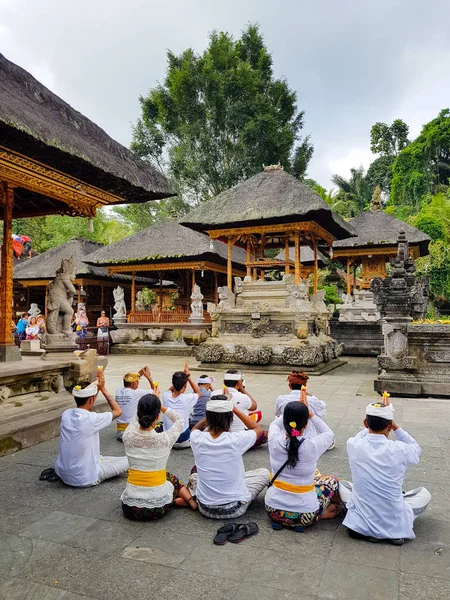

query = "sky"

[{"left": 1, "top": 0, "right": 449, "bottom": 187}]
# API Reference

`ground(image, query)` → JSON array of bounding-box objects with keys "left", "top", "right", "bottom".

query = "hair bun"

[{"left": 138, "top": 415, "right": 153, "bottom": 428}]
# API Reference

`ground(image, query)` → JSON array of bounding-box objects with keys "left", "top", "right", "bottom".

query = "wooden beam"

[
  {"left": 214, "top": 271, "right": 218, "bottom": 303},
  {"left": 0, "top": 182, "right": 15, "bottom": 347},
  {"left": 285, "top": 236, "right": 290, "bottom": 274},
  {"left": 313, "top": 236, "right": 319, "bottom": 294},
  {"left": 294, "top": 231, "right": 301, "bottom": 284},
  {"left": 246, "top": 239, "right": 251, "bottom": 278},
  {"left": 131, "top": 271, "right": 136, "bottom": 313},
  {"left": 227, "top": 237, "right": 233, "bottom": 290},
  {"left": 347, "top": 260, "right": 351, "bottom": 295}
]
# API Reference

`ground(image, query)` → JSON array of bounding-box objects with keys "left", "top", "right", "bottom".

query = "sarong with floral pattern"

[{"left": 122, "top": 472, "right": 183, "bottom": 521}]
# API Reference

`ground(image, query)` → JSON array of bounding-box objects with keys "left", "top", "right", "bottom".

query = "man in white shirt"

[
  {"left": 224, "top": 370, "right": 268, "bottom": 448},
  {"left": 340, "top": 397, "right": 431, "bottom": 545},
  {"left": 115, "top": 366, "right": 155, "bottom": 440},
  {"left": 55, "top": 370, "right": 129, "bottom": 487}
]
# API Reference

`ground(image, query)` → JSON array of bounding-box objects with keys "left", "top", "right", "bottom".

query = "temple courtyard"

[{"left": 0, "top": 355, "right": 448, "bottom": 599}]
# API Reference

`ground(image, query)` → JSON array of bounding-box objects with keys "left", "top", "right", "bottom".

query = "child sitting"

[
  {"left": 162, "top": 363, "right": 202, "bottom": 449},
  {"left": 189, "top": 375, "right": 214, "bottom": 429}
]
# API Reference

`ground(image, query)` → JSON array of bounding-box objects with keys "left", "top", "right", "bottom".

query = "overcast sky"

[{"left": 1, "top": 0, "right": 449, "bottom": 187}]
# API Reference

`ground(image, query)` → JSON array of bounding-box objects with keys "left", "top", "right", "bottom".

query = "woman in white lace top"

[{"left": 121, "top": 392, "right": 198, "bottom": 520}]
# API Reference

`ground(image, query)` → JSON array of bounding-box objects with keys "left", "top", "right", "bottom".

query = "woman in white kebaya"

[
  {"left": 121, "top": 392, "right": 197, "bottom": 521},
  {"left": 265, "top": 394, "right": 340, "bottom": 531}
]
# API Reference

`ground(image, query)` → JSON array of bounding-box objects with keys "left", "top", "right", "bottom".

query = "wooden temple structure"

[
  {"left": 0, "top": 52, "right": 174, "bottom": 361},
  {"left": 84, "top": 221, "right": 246, "bottom": 323},
  {"left": 332, "top": 207, "right": 430, "bottom": 293},
  {"left": 181, "top": 165, "right": 356, "bottom": 291}
]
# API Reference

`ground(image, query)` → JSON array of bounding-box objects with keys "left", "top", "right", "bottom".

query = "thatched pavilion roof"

[
  {"left": 0, "top": 53, "right": 174, "bottom": 214},
  {"left": 181, "top": 168, "right": 357, "bottom": 241},
  {"left": 332, "top": 210, "right": 430, "bottom": 256},
  {"left": 84, "top": 221, "right": 247, "bottom": 269},
  {"left": 13, "top": 238, "right": 156, "bottom": 284},
  {"left": 275, "top": 245, "right": 327, "bottom": 267}
]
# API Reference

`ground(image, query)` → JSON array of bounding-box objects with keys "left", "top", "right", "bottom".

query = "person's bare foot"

[
  {"left": 174, "top": 497, "right": 188, "bottom": 507},
  {"left": 320, "top": 503, "right": 340, "bottom": 520}
]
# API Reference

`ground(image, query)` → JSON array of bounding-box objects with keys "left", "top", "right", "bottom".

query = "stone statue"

[
  {"left": 113, "top": 286, "right": 126, "bottom": 317},
  {"left": 218, "top": 286, "right": 235, "bottom": 309},
  {"left": 135, "top": 290, "right": 145, "bottom": 312},
  {"left": 234, "top": 277, "right": 244, "bottom": 295},
  {"left": 28, "top": 303, "right": 41, "bottom": 318},
  {"left": 310, "top": 290, "right": 327, "bottom": 314},
  {"left": 46, "top": 258, "right": 76, "bottom": 336},
  {"left": 190, "top": 284, "right": 204, "bottom": 322}
]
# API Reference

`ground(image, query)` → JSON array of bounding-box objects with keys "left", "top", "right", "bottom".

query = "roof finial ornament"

[
  {"left": 370, "top": 185, "right": 382, "bottom": 211},
  {"left": 263, "top": 163, "right": 283, "bottom": 172}
]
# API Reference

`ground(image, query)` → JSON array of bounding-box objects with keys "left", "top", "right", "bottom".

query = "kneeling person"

[
  {"left": 55, "top": 370, "right": 128, "bottom": 487},
  {"left": 115, "top": 366, "right": 156, "bottom": 440},
  {"left": 340, "top": 398, "right": 431, "bottom": 545}
]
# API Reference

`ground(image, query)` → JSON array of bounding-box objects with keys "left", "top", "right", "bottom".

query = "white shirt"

[
  {"left": 265, "top": 415, "right": 333, "bottom": 513},
  {"left": 228, "top": 388, "right": 253, "bottom": 432},
  {"left": 55, "top": 408, "right": 113, "bottom": 486},
  {"left": 343, "top": 428, "right": 421, "bottom": 540},
  {"left": 121, "top": 408, "right": 184, "bottom": 508},
  {"left": 190, "top": 428, "right": 257, "bottom": 505},
  {"left": 116, "top": 387, "right": 149, "bottom": 425},
  {"left": 162, "top": 391, "right": 198, "bottom": 432},
  {"left": 275, "top": 390, "right": 327, "bottom": 438}
]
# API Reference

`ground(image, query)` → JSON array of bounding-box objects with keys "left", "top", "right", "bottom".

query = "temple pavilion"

[
  {"left": 12, "top": 238, "right": 174, "bottom": 322},
  {"left": 84, "top": 221, "right": 246, "bottom": 322},
  {"left": 181, "top": 165, "right": 356, "bottom": 290},
  {"left": 0, "top": 53, "right": 173, "bottom": 361},
  {"left": 332, "top": 206, "right": 430, "bottom": 293}
]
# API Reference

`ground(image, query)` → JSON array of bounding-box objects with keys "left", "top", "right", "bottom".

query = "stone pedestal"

[
  {"left": 42, "top": 332, "right": 77, "bottom": 353},
  {"left": 337, "top": 290, "right": 380, "bottom": 323},
  {"left": 0, "top": 345, "right": 22, "bottom": 363},
  {"left": 20, "top": 340, "right": 41, "bottom": 353},
  {"left": 113, "top": 315, "right": 127, "bottom": 326},
  {"left": 330, "top": 319, "right": 383, "bottom": 356}
]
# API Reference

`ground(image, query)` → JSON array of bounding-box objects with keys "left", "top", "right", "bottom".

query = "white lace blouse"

[{"left": 121, "top": 408, "right": 184, "bottom": 508}]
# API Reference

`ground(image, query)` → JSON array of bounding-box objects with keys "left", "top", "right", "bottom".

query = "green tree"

[
  {"left": 414, "top": 215, "right": 445, "bottom": 241},
  {"left": 132, "top": 24, "right": 313, "bottom": 204},
  {"left": 370, "top": 119, "right": 409, "bottom": 156},
  {"left": 113, "top": 196, "right": 191, "bottom": 232},
  {"left": 331, "top": 166, "right": 370, "bottom": 212},
  {"left": 365, "top": 155, "right": 395, "bottom": 196}
]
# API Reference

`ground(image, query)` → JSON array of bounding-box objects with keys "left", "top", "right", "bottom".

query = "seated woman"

[
  {"left": 265, "top": 397, "right": 340, "bottom": 531},
  {"left": 187, "top": 392, "right": 270, "bottom": 519},
  {"left": 25, "top": 316, "right": 40, "bottom": 340},
  {"left": 121, "top": 392, "right": 197, "bottom": 521}
]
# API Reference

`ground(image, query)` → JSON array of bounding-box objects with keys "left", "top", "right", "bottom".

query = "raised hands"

[{"left": 184, "top": 362, "right": 190, "bottom": 376}]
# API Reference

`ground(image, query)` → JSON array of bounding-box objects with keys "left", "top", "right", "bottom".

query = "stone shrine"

[
  {"left": 194, "top": 275, "right": 342, "bottom": 373},
  {"left": 337, "top": 290, "right": 380, "bottom": 323}
]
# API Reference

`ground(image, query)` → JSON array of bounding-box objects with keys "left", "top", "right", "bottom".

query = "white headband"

[
  {"left": 206, "top": 397, "right": 234, "bottom": 413},
  {"left": 224, "top": 372, "right": 242, "bottom": 382},
  {"left": 366, "top": 402, "right": 394, "bottom": 420},
  {"left": 72, "top": 382, "right": 98, "bottom": 399},
  {"left": 198, "top": 375, "right": 214, "bottom": 384}
]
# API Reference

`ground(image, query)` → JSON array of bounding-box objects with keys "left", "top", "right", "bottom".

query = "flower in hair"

[
  {"left": 74, "top": 385, "right": 81, "bottom": 391},
  {"left": 373, "top": 403, "right": 382, "bottom": 408},
  {"left": 291, "top": 428, "right": 301, "bottom": 437},
  {"left": 289, "top": 421, "right": 297, "bottom": 428}
]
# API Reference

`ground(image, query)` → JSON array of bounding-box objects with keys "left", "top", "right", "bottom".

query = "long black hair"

[
  {"left": 205, "top": 394, "right": 234, "bottom": 433},
  {"left": 137, "top": 393, "right": 161, "bottom": 429},
  {"left": 282, "top": 401, "right": 309, "bottom": 468}
]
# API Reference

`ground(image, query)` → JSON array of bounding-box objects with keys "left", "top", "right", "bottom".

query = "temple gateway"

[{"left": 180, "top": 165, "right": 357, "bottom": 372}]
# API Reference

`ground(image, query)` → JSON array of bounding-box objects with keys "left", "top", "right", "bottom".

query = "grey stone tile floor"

[{"left": 1, "top": 355, "right": 449, "bottom": 599}]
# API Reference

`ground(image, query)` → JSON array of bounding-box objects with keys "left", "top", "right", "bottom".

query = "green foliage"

[
  {"left": 365, "top": 155, "right": 395, "bottom": 197},
  {"left": 319, "top": 284, "right": 341, "bottom": 306},
  {"left": 331, "top": 166, "right": 370, "bottom": 213},
  {"left": 416, "top": 239, "right": 450, "bottom": 302},
  {"left": 370, "top": 119, "right": 409, "bottom": 156},
  {"left": 413, "top": 215, "right": 445, "bottom": 241},
  {"left": 113, "top": 196, "right": 190, "bottom": 232},
  {"left": 141, "top": 287, "right": 157, "bottom": 307},
  {"left": 132, "top": 24, "right": 313, "bottom": 204}
]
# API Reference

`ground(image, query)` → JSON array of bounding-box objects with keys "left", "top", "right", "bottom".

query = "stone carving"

[
  {"left": 234, "top": 345, "right": 273, "bottom": 365},
  {"left": 190, "top": 284, "right": 204, "bottom": 322},
  {"left": 424, "top": 351, "right": 450, "bottom": 363},
  {"left": 218, "top": 286, "right": 235, "bottom": 309},
  {"left": 28, "top": 303, "right": 41, "bottom": 318},
  {"left": 194, "top": 343, "right": 225, "bottom": 363},
  {"left": 113, "top": 286, "right": 127, "bottom": 317},
  {"left": 135, "top": 291, "right": 145, "bottom": 312},
  {"left": 242, "top": 315, "right": 270, "bottom": 338},
  {"left": 46, "top": 257, "right": 76, "bottom": 336},
  {"left": 337, "top": 290, "right": 381, "bottom": 323},
  {"left": 310, "top": 290, "right": 327, "bottom": 314},
  {"left": 0, "top": 385, "right": 11, "bottom": 403},
  {"left": 234, "top": 277, "right": 244, "bottom": 295}
]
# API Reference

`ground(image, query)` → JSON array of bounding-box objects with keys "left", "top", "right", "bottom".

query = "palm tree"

[{"left": 331, "top": 166, "right": 370, "bottom": 212}]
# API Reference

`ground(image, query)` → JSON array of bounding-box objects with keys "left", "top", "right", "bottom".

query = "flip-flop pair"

[
  {"left": 39, "top": 468, "right": 60, "bottom": 482},
  {"left": 213, "top": 522, "right": 258, "bottom": 545}
]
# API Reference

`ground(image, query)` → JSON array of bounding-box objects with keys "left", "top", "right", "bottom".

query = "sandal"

[
  {"left": 228, "top": 522, "right": 259, "bottom": 543},
  {"left": 213, "top": 523, "right": 239, "bottom": 545}
]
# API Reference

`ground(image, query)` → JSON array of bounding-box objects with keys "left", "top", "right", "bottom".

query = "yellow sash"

[
  {"left": 116, "top": 422, "right": 128, "bottom": 431},
  {"left": 127, "top": 469, "right": 166, "bottom": 487},
  {"left": 270, "top": 473, "right": 315, "bottom": 494}
]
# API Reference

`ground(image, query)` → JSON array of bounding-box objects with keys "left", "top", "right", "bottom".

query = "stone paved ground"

[{"left": 1, "top": 355, "right": 449, "bottom": 600}]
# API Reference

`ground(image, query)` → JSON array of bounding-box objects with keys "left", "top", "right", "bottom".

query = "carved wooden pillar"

[
  {"left": 284, "top": 236, "right": 290, "bottom": 274},
  {"left": 192, "top": 269, "right": 196, "bottom": 291},
  {"left": 100, "top": 285, "right": 104, "bottom": 307},
  {"left": 131, "top": 271, "right": 136, "bottom": 313},
  {"left": 158, "top": 272, "right": 163, "bottom": 313},
  {"left": 353, "top": 262, "right": 357, "bottom": 291},
  {"left": 246, "top": 239, "right": 251, "bottom": 278},
  {"left": 214, "top": 271, "right": 218, "bottom": 303},
  {"left": 346, "top": 260, "right": 351, "bottom": 295},
  {"left": 0, "top": 182, "right": 16, "bottom": 352},
  {"left": 294, "top": 231, "right": 301, "bottom": 284},
  {"left": 227, "top": 237, "right": 233, "bottom": 290},
  {"left": 313, "top": 237, "right": 319, "bottom": 294}
]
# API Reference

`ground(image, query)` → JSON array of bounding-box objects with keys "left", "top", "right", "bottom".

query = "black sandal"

[
  {"left": 39, "top": 468, "right": 60, "bottom": 483},
  {"left": 228, "top": 522, "right": 259, "bottom": 543},
  {"left": 213, "top": 523, "right": 239, "bottom": 545}
]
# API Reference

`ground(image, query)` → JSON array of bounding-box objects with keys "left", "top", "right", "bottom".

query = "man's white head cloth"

[
  {"left": 198, "top": 375, "right": 214, "bottom": 384},
  {"left": 72, "top": 382, "right": 98, "bottom": 399},
  {"left": 206, "top": 389, "right": 233, "bottom": 413},
  {"left": 224, "top": 371, "right": 242, "bottom": 382},
  {"left": 366, "top": 402, "right": 394, "bottom": 421}
]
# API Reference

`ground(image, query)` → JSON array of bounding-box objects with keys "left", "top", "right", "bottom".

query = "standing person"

[
  {"left": 25, "top": 316, "right": 40, "bottom": 340},
  {"left": 187, "top": 392, "right": 270, "bottom": 520},
  {"left": 115, "top": 366, "right": 156, "bottom": 440},
  {"left": 96, "top": 310, "right": 110, "bottom": 338},
  {"left": 189, "top": 375, "right": 214, "bottom": 429},
  {"left": 265, "top": 392, "right": 340, "bottom": 532},
  {"left": 162, "top": 363, "right": 202, "bottom": 449},
  {"left": 55, "top": 369, "right": 128, "bottom": 487},
  {"left": 224, "top": 370, "right": 268, "bottom": 448},
  {"left": 16, "top": 312, "right": 28, "bottom": 341},
  {"left": 340, "top": 395, "right": 431, "bottom": 545},
  {"left": 75, "top": 309, "right": 89, "bottom": 338},
  {"left": 275, "top": 371, "right": 334, "bottom": 450},
  {"left": 121, "top": 391, "right": 198, "bottom": 521}
]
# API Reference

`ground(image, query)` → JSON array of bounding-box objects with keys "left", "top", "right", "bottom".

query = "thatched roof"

[
  {"left": 13, "top": 238, "right": 156, "bottom": 284},
  {"left": 275, "top": 245, "right": 327, "bottom": 267},
  {"left": 84, "top": 221, "right": 247, "bottom": 268},
  {"left": 0, "top": 53, "right": 174, "bottom": 215},
  {"left": 332, "top": 210, "right": 430, "bottom": 256},
  {"left": 181, "top": 168, "right": 357, "bottom": 241}
]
